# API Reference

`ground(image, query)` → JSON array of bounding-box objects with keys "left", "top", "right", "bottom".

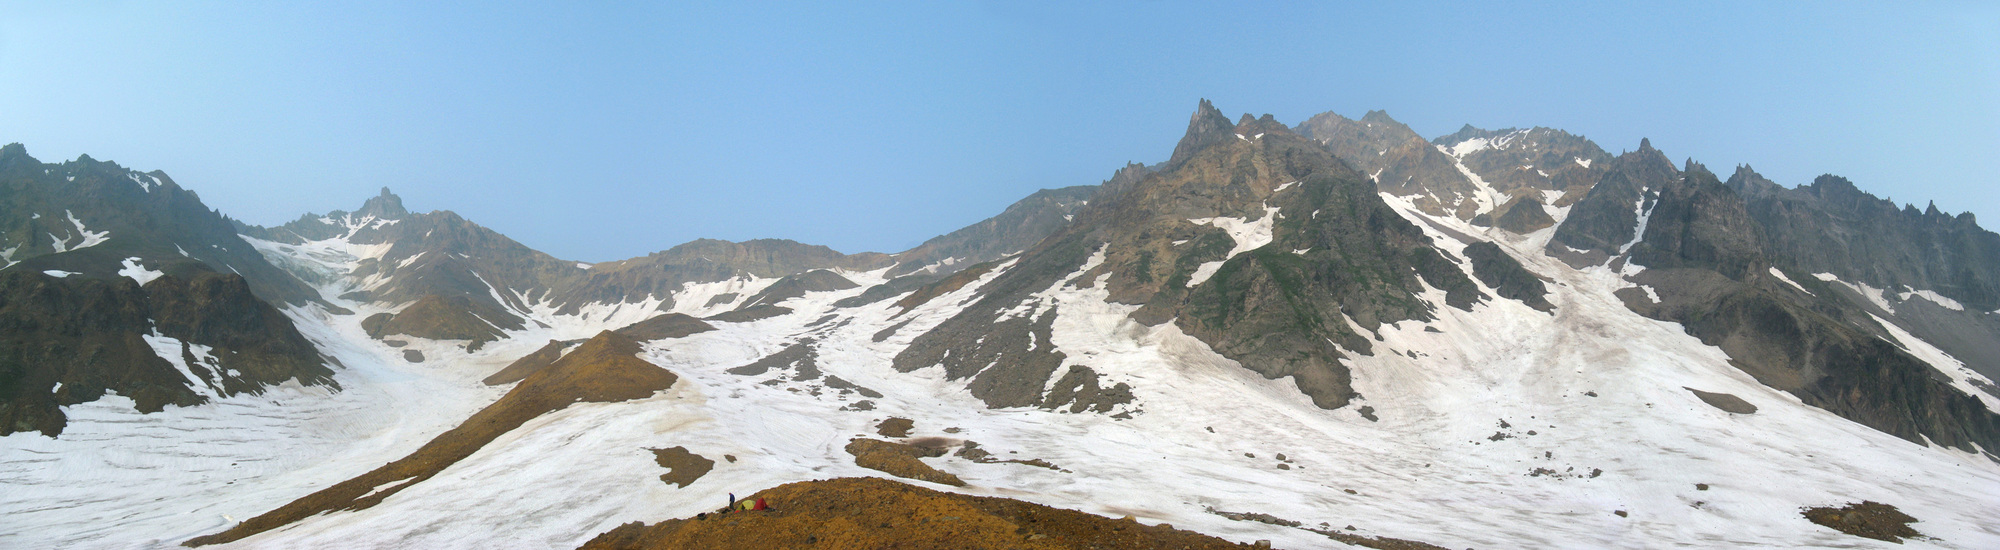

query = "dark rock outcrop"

[
  {"left": 1607, "top": 163, "right": 2000, "bottom": 454},
  {"left": 1491, "top": 195, "right": 1556, "bottom": 233},
  {"left": 1546, "top": 139, "right": 1678, "bottom": 265},
  {"left": 1462, "top": 242, "right": 1553, "bottom": 312},
  {"left": 0, "top": 270, "right": 333, "bottom": 437},
  {"left": 1294, "top": 110, "right": 1480, "bottom": 219},
  {"left": 1, "top": 143, "right": 324, "bottom": 306},
  {"left": 361, "top": 294, "right": 524, "bottom": 349},
  {"left": 896, "top": 101, "right": 1483, "bottom": 411}
]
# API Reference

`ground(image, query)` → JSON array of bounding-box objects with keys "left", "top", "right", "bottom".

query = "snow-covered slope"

[
  {"left": 9, "top": 107, "right": 2000, "bottom": 550},
  {"left": 72, "top": 203, "right": 1993, "bottom": 549}
]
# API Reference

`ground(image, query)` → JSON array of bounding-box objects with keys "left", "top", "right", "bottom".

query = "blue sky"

[{"left": 2, "top": 1, "right": 1996, "bottom": 262}]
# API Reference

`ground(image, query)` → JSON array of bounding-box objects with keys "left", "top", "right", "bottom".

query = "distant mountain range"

[{"left": 4, "top": 101, "right": 1997, "bottom": 549}]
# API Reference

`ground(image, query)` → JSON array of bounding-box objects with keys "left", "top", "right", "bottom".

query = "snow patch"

[
  {"left": 1185, "top": 204, "right": 1280, "bottom": 288},
  {"left": 1615, "top": 191, "right": 1655, "bottom": 256},
  {"left": 1870, "top": 313, "right": 2000, "bottom": 414},
  {"left": 1897, "top": 288, "right": 1964, "bottom": 312},
  {"left": 1447, "top": 137, "right": 1490, "bottom": 157},
  {"left": 1768, "top": 267, "right": 1812, "bottom": 296},
  {"left": 143, "top": 332, "right": 221, "bottom": 398},
  {"left": 1574, "top": 157, "right": 1592, "bottom": 168},
  {"left": 43, "top": 270, "right": 77, "bottom": 278},
  {"left": 1814, "top": 274, "right": 1896, "bottom": 314},
  {"left": 119, "top": 257, "right": 164, "bottom": 286},
  {"left": 63, "top": 210, "right": 112, "bottom": 251}
]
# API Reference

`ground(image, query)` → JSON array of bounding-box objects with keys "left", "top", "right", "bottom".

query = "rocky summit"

[{"left": 4, "top": 100, "right": 2000, "bottom": 550}]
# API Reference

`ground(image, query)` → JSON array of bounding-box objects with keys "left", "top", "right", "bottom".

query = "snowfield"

[{"left": 5, "top": 204, "right": 2000, "bottom": 550}]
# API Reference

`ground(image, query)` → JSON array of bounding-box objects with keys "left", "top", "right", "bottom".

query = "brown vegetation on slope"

[
  {"left": 579, "top": 477, "right": 1256, "bottom": 550},
  {"left": 845, "top": 438, "right": 964, "bottom": 487},
  {"left": 185, "top": 330, "right": 677, "bottom": 546},
  {"left": 482, "top": 339, "right": 577, "bottom": 385}
]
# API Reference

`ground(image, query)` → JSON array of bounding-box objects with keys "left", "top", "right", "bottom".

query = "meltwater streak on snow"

[
  {"left": 1868, "top": 312, "right": 2000, "bottom": 415},
  {"left": 1184, "top": 205, "right": 1279, "bottom": 288}
]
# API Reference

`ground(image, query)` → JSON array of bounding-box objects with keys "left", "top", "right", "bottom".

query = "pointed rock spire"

[
  {"left": 356, "top": 187, "right": 409, "bottom": 220},
  {"left": 1166, "top": 98, "right": 1237, "bottom": 169}
]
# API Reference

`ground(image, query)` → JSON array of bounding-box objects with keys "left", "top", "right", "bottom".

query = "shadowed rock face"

[
  {"left": 1546, "top": 139, "right": 1679, "bottom": 265},
  {"left": 895, "top": 101, "right": 1483, "bottom": 411},
  {"left": 1491, "top": 195, "right": 1556, "bottom": 234},
  {"left": 1295, "top": 110, "right": 1480, "bottom": 219},
  {"left": 1595, "top": 161, "right": 2000, "bottom": 454},
  {"left": 1628, "top": 162, "right": 1767, "bottom": 280},
  {"left": 1732, "top": 170, "right": 2000, "bottom": 314},
  {"left": 0, "top": 270, "right": 333, "bottom": 437},
  {"left": 1462, "top": 242, "right": 1553, "bottom": 312},
  {"left": 186, "top": 330, "right": 678, "bottom": 547}
]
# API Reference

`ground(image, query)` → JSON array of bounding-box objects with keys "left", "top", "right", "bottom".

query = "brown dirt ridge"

[
  {"left": 1802, "top": 501, "right": 1923, "bottom": 543},
  {"left": 579, "top": 476, "right": 1258, "bottom": 550},
  {"left": 183, "top": 330, "right": 678, "bottom": 546},
  {"left": 845, "top": 438, "right": 964, "bottom": 487}
]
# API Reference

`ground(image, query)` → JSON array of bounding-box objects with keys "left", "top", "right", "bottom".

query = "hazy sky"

[{"left": 3, "top": 2, "right": 1996, "bottom": 262}]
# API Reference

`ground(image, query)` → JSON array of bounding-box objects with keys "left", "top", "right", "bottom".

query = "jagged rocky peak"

[
  {"left": 1544, "top": 138, "right": 1683, "bottom": 265},
  {"left": 1628, "top": 157, "right": 1765, "bottom": 280},
  {"left": 1431, "top": 123, "right": 1513, "bottom": 146},
  {"left": 1232, "top": 113, "right": 1291, "bottom": 136},
  {"left": 1294, "top": 109, "right": 1423, "bottom": 146},
  {"left": 355, "top": 187, "right": 409, "bottom": 220},
  {"left": 1724, "top": 164, "right": 1782, "bottom": 196},
  {"left": 894, "top": 100, "right": 1486, "bottom": 412},
  {"left": 0, "top": 144, "right": 325, "bottom": 306},
  {"left": 1165, "top": 98, "right": 1238, "bottom": 169}
]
